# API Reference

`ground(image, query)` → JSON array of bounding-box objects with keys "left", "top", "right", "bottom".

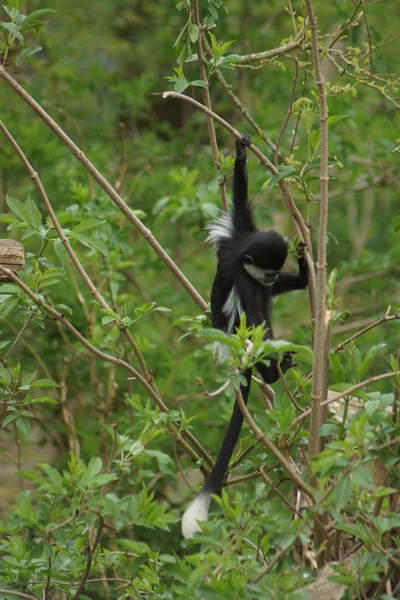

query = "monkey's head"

[{"left": 242, "top": 231, "right": 288, "bottom": 286}]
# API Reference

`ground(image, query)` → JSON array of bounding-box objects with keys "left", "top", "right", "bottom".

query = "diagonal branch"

[
  {"left": 0, "top": 265, "right": 213, "bottom": 472},
  {"left": 0, "top": 66, "right": 206, "bottom": 311},
  {"left": 161, "top": 89, "right": 317, "bottom": 317}
]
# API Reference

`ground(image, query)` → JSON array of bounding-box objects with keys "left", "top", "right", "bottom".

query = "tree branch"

[{"left": 0, "top": 67, "right": 206, "bottom": 311}]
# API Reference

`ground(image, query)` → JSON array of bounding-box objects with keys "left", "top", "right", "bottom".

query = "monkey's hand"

[
  {"left": 280, "top": 351, "right": 295, "bottom": 375},
  {"left": 240, "top": 133, "right": 252, "bottom": 147},
  {"left": 236, "top": 133, "right": 252, "bottom": 158},
  {"left": 296, "top": 240, "right": 307, "bottom": 258}
]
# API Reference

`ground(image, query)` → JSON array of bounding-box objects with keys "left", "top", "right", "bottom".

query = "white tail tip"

[{"left": 181, "top": 493, "right": 212, "bottom": 539}]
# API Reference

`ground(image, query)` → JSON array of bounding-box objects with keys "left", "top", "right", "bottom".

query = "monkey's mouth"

[{"left": 264, "top": 273, "right": 278, "bottom": 285}]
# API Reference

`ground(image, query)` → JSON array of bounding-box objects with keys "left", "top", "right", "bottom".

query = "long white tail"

[{"left": 181, "top": 492, "right": 212, "bottom": 539}]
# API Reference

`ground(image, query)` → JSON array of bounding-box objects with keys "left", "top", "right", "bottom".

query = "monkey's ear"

[{"left": 243, "top": 255, "right": 254, "bottom": 265}]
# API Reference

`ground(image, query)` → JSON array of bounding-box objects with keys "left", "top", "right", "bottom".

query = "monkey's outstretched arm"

[
  {"left": 272, "top": 242, "right": 308, "bottom": 296},
  {"left": 232, "top": 134, "right": 256, "bottom": 234}
]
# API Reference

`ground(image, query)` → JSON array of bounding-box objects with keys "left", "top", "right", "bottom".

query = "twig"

[
  {"left": 0, "top": 67, "right": 206, "bottom": 311},
  {"left": 0, "top": 589, "right": 38, "bottom": 600},
  {"left": 240, "top": 26, "right": 305, "bottom": 63},
  {"left": 197, "top": 377, "right": 230, "bottom": 397},
  {"left": 329, "top": 1, "right": 362, "bottom": 48},
  {"left": 72, "top": 516, "right": 104, "bottom": 600},
  {"left": 274, "top": 56, "right": 299, "bottom": 166},
  {"left": 192, "top": 1, "right": 228, "bottom": 211},
  {"left": 277, "top": 363, "right": 305, "bottom": 413},
  {"left": 290, "top": 370, "right": 400, "bottom": 431},
  {"left": 234, "top": 386, "right": 313, "bottom": 500},
  {"left": 0, "top": 120, "right": 161, "bottom": 400},
  {"left": 259, "top": 467, "right": 301, "bottom": 517},
  {"left": 334, "top": 309, "right": 400, "bottom": 352},
  {"left": 2, "top": 314, "right": 32, "bottom": 362},
  {"left": 360, "top": 0, "right": 373, "bottom": 75},
  {"left": 0, "top": 265, "right": 213, "bottom": 472},
  {"left": 160, "top": 89, "right": 317, "bottom": 316}
]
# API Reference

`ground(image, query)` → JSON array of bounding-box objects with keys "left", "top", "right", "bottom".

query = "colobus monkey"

[{"left": 181, "top": 134, "right": 308, "bottom": 539}]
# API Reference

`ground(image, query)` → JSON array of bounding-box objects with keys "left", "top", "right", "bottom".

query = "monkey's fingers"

[
  {"left": 240, "top": 133, "right": 252, "bottom": 147},
  {"left": 297, "top": 240, "right": 307, "bottom": 257}
]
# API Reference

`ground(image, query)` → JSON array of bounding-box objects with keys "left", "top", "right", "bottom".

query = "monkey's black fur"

[{"left": 181, "top": 134, "right": 308, "bottom": 538}]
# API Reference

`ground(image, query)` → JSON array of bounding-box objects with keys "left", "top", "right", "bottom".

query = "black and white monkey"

[{"left": 181, "top": 134, "right": 308, "bottom": 539}]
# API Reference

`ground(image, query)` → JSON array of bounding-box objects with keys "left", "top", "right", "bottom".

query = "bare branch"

[
  {"left": 0, "top": 265, "right": 213, "bottom": 472},
  {"left": 192, "top": 0, "right": 228, "bottom": 211},
  {"left": 0, "top": 67, "right": 206, "bottom": 311}
]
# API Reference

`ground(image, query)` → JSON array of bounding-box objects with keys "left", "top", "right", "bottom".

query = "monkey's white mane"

[
  {"left": 212, "top": 286, "right": 243, "bottom": 364},
  {"left": 205, "top": 213, "right": 233, "bottom": 249}
]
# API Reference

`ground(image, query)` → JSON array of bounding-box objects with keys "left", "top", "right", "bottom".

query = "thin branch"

[
  {"left": 0, "top": 67, "right": 206, "bottom": 311},
  {"left": 360, "top": 0, "right": 373, "bottom": 75},
  {"left": 0, "top": 589, "right": 38, "bottom": 600},
  {"left": 290, "top": 370, "right": 400, "bottom": 431},
  {"left": 334, "top": 310, "right": 400, "bottom": 352},
  {"left": 274, "top": 56, "right": 299, "bottom": 166},
  {"left": 240, "top": 26, "right": 305, "bottom": 63},
  {"left": 2, "top": 313, "right": 32, "bottom": 362},
  {"left": 160, "top": 89, "right": 317, "bottom": 316},
  {"left": 305, "top": 0, "right": 330, "bottom": 462},
  {"left": 259, "top": 467, "right": 301, "bottom": 516},
  {"left": 72, "top": 517, "right": 104, "bottom": 600},
  {"left": 192, "top": 1, "right": 228, "bottom": 211},
  {"left": 0, "top": 120, "right": 162, "bottom": 400},
  {"left": 234, "top": 386, "right": 314, "bottom": 500},
  {"left": 0, "top": 265, "right": 213, "bottom": 472}
]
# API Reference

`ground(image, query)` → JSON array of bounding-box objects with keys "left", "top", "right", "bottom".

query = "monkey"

[{"left": 181, "top": 134, "right": 308, "bottom": 539}]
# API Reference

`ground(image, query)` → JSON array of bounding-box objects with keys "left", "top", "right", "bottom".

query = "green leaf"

[
  {"left": 1, "top": 20, "right": 23, "bottom": 42},
  {"left": 23, "top": 8, "right": 56, "bottom": 22},
  {"left": 2, "top": 413, "right": 18, "bottom": 427},
  {"left": 365, "top": 400, "right": 380, "bottom": 416},
  {"left": 174, "top": 78, "right": 189, "bottom": 93},
  {"left": 0, "top": 295, "right": 19, "bottom": 320},
  {"left": 115, "top": 538, "right": 151, "bottom": 554},
  {"left": 71, "top": 219, "right": 106, "bottom": 234},
  {"left": 190, "top": 79, "right": 208, "bottom": 88},
  {"left": 31, "top": 397, "right": 58, "bottom": 404},
  {"left": 18, "top": 45, "right": 42, "bottom": 59},
  {"left": 333, "top": 475, "right": 352, "bottom": 509},
  {"left": 53, "top": 235, "right": 69, "bottom": 268},
  {"left": 6, "top": 195, "right": 28, "bottom": 222},
  {"left": 37, "top": 463, "right": 63, "bottom": 488},
  {"left": 16, "top": 417, "right": 31, "bottom": 436},
  {"left": 87, "top": 457, "right": 103, "bottom": 479},
  {"left": 21, "top": 371, "right": 37, "bottom": 387},
  {"left": 24, "top": 195, "right": 42, "bottom": 229},
  {"left": 30, "top": 379, "right": 60, "bottom": 389},
  {"left": 267, "top": 166, "right": 297, "bottom": 189},
  {"left": 188, "top": 22, "right": 198, "bottom": 43},
  {"left": 327, "top": 114, "right": 348, "bottom": 126},
  {"left": 200, "top": 328, "right": 242, "bottom": 350}
]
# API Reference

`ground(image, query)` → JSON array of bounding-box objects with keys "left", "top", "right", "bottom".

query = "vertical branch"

[
  {"left": 192, "top": 0, "right": 228, "bottom": 211},
  {"left": 305, "top": 1, "right": 330, "bottom": 462}
]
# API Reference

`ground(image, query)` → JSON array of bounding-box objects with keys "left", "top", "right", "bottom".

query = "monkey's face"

[{"left": 242, "top": 231, "right": 288, "bottom": 286}]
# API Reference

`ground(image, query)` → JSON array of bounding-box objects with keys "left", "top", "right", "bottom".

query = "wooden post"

[{"left": 0, "top": 240, "right": 25, "bottom": 281}]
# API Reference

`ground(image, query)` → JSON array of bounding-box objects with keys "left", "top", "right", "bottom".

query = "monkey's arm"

[
  {"left": 272, "top": 242, "right": 308, "bottom": 296},
  {"left": 232, "top": 134, "right": 256, "bottom": 234}
]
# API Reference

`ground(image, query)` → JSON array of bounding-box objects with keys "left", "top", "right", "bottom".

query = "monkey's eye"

[{"left": 243, "top": 255, "right": 254, "bottom": 265}]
